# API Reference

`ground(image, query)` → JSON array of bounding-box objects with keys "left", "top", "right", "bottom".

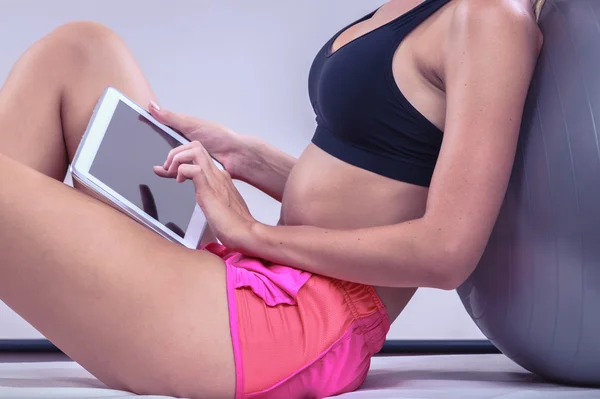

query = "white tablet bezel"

[{"left": 71, "top": 86, "right": 207, "bottom": 248}]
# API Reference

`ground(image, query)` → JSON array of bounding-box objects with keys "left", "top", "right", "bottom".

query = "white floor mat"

[{"left": 1, "top": 354, "right": 599, "bottom": 398}]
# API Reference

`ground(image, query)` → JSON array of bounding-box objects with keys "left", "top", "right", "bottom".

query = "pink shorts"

[{"left": 202, "top": 243, "right": 390, "bottom": 399}]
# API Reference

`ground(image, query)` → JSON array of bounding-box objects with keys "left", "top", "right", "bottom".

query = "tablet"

[{"left": 71, "top": 87, "right": 212, "bottom": 248}]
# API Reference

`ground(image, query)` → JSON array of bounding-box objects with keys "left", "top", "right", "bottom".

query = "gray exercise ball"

[{"left": 457, "top": 0, "right": 600, "bottom": 387}]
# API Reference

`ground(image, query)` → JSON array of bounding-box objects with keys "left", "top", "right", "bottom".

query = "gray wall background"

[{"left": 0, "top": 0, "right": 484, "bottom": 340}]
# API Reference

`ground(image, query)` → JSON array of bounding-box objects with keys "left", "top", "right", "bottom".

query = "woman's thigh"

[{"left": 0, "top": 153, "right": 235, "bottom": 399}]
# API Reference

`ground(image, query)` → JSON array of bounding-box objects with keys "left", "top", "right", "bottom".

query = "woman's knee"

[{"left": 42, "top": 21, "right": 129, "bottom": 69}]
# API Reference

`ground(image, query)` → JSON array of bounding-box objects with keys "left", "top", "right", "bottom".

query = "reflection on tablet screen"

[{"left": 90, "top": 101, "right": 197, "bottom": 238}]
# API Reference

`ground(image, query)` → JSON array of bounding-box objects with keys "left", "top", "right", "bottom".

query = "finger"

[
  {"left": 162, "top": 141, "right": 197, "bottom": 170},
  {"left": 153, "top": 165, "right": 171, "bottom": 178},
  {"left": 189, "top": 140, "right": 219, "bottom": 175},
  {"left": 177, "top": 164, "right": 212, "bottom": 201},
  {"left": 148, "top": 101, "right": 197, "bottom": 135},
  {"left": 155, "top": 142, "right": 202, "bottom": 177},
  {"left": 166, "top": 140, "right": 214, "bottom": 177},
  {"left": 166, "top": 148, "right": 202, "bottom": 177},
  {"left": 176, "top": 163, "right": 205, "bottom": 185}
]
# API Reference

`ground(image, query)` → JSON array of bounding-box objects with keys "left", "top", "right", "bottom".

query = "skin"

[{"left": 0, "top": 0, "right": 542, "bottom": 398}]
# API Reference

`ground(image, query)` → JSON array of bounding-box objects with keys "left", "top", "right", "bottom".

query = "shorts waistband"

[{"left": 332, "top": 279, "right": 390, "bottom": 356}]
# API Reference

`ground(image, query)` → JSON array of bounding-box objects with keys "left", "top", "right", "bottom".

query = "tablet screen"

[{"left": 90, "top": 101, "right": 197, "bottom": 238}]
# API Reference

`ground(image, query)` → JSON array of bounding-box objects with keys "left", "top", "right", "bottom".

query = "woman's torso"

[
  {"left": 281, "top": 145, "right": 426, "bottom": 321},
  {"left": 280, "top": 0, "right": 455, "bottom": 323}
]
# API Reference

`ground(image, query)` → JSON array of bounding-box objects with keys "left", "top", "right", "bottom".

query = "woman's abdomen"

[{"left": 281, "top": 145, "right": 428, "bottom": 228}]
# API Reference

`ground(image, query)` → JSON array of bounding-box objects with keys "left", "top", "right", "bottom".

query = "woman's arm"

[
  {"left": 239, "top": 1, "right": 543, "bottom": 290},
  {"left": 235, "top": 136, "right": 296, "bottom": 202}
]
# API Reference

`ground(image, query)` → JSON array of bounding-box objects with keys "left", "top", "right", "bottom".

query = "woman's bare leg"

[
  {"left": 0, "top": 21, "right": 157, "bottom": 179},
  {"left": 0, "top": 22, "right": 235, "bottom": 399}
]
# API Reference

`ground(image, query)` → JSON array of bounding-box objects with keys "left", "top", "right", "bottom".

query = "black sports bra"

[{"left": 309, "top": 0, "right": 450, "bottom": 187}]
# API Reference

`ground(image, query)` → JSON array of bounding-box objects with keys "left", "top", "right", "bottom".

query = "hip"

[{"left": 202, "top": 242, "right": 391, "bottom": 399}]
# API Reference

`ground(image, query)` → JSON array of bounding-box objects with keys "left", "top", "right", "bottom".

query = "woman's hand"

[
  {"left": 154, "top": 140, "right": 257, "bottom": 250},
  {"left": 149, "top": 100, "right": 297, "bottom": 203},
  {"left": 149, "top": 101, "right": 248, "bottom": 180}
]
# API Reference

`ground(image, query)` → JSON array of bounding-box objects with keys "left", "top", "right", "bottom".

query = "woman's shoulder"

[
  {"left": 445, "top": 0, "right": 542, "bottom": 58},
  {"left": 449, "top": 0, "right": 540, "bottom": 35}
]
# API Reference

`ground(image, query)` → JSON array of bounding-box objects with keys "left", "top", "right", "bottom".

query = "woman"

[{"left": 0, "top": 0, "right": 545, "bottom": 398}]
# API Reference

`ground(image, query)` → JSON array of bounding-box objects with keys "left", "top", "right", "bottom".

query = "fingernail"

[{"left": 149, "top": 101, "right": 161, "bottom": 112}]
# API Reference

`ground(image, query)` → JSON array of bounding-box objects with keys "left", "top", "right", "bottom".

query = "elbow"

[
  {"left": 435, "top": 269, "right": 471, "bottom": 291},
  {"left": 429, "top": 240, "right": 481, "bottom": 291}
]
